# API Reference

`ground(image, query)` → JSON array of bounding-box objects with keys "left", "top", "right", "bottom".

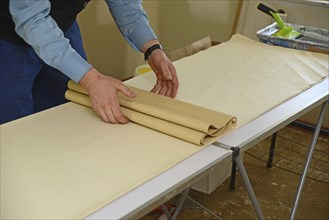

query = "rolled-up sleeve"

[
  {"left": 10, "top": 0, "right": 92, "bottom": 82},
  {"left": 105, "top": 0, "right": 157, "bottom": 51}
]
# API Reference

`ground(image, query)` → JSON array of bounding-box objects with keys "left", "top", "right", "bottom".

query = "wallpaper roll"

[{"left": 66, "top": 81, "right": 237, "bottom": 145}]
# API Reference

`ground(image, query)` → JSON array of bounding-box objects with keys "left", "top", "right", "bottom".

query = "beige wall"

[
  {"left": 77, "top": 0, "right": 239, "bottom": 79},
  {"left": 155, "top": 1, "right": 239, "bottom": 52},
  {"left": 77, "top": 1, "right": 155, "bottom": 80}
]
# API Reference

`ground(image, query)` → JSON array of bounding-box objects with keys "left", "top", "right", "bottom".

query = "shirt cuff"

[
  {"left": 125, "top": 23, "right": 158, "bottom": 52},
  {"left": 59, "top": 49, "right": 93, "bottom": 83}
]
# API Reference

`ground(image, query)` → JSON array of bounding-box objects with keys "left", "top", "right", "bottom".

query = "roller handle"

[
  {"left": 257, "top": 3, "right": 285, "bottom": 29},
  {"left": 257, "top": 3, "right": 277, "bottom": 18}
]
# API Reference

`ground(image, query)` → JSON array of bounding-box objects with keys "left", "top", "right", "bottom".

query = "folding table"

[{"left": 1, "top": 34, "right": 328, "bottom": 220}]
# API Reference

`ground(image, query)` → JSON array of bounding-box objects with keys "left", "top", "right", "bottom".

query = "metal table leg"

[
  {"left": 229, "top": 159, "right": 237, "bottom": 190},
  {"left": 289, "top": 100, "right": 328, "bottom": 220},
  {"left": 267, "top": 132, "right": 278, "bottom": 168},
  {"left": 171, "top": 188, "right": 190, "bottom": 220},
  {"left": 231, "top": 147, "right": 265, "bottom": 220}
]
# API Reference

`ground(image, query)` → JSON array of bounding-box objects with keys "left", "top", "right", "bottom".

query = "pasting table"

[{"left": 1, "top": 34, "right": 327, "bottom": 220}]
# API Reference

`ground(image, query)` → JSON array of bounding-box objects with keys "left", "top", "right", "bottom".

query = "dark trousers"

[{"left": 0, "top": 22, "right": 87, "bottom": 124}]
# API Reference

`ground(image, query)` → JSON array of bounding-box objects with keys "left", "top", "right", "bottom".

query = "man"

[{"left": 0, "top": 0, "right": 179, "bottom": 124}]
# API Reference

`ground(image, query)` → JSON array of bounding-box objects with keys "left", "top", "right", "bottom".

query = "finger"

[
  {"left": 117, "top": 83, "right": 137, "bottom": 98},
  {"left": 104, "top": 107, "right": 119, "bottom": 124},
  {"left": 90, "top": 98, "right": 110, "bottom": 123},
  {"left": 170, "top": 82, "right": 178, "bottom": 98},
  {"left": 151, "top": 80, "right": 162, "bottom": 93},
  {"left": 97, "top": 109, "right": 110, "bottom": 123},
  {"left": 101, "top": 90, "right": 128, "bottom": 124},
  {"left": 158, "top": 87, "right": 166, "bottom": 96},
  {"left": 165, "top": 81, "right": 172, "bottom": 97},
  {"left": 110, "top": 102, "right": 129, "bottom": 124},
  {"left": 158, "top": 80, "right": 168, "bottom": 96}
]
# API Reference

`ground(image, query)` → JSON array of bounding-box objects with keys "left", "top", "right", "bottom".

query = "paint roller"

[{"left": 257, "top": 3, "right": 302, "bottom": 39}]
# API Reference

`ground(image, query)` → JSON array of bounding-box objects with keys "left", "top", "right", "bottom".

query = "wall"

[
  {"left": 77, "top": 1, "right": 159, "bottom": 80},
  {"left": 77, "top": 0, "right": 239, "bottom": 79},
  {"left": 155, "top": 0, "right": 239, "bottom": 52}
]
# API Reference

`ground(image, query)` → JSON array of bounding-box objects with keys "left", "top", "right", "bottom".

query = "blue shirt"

[{"left": 9, "top": 0, "right": 157, "bottom": 82}]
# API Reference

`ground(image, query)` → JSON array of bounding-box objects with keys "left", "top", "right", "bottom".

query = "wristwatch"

[{"left": 144, "top": 44, "right": 163, "bottom": 61}]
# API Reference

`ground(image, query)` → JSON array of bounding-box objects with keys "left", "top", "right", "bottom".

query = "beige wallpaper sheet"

[
  {"left": 1, "top": 104, "right": 202, "bottom": 219},
  {"left": 1, "top": 34, "right": 328, "bottom": 219},
  {"left": 127, "top": 34, "right": 328, "bottom": 128}
]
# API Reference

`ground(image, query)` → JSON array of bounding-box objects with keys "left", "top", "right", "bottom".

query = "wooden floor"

[{"left": 140, "top": 126, "right": 329, "bottom": 220}]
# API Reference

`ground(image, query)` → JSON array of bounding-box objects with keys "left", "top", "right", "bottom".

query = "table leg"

[
  {"left": 289, "top": 100, "right": 328, "bottom": 220},
  {"left": 267, "top": 132, "right": 278, "bottom": 168},
  {"left": 232, "top": 147, "right": 265, "bottom": 220}
]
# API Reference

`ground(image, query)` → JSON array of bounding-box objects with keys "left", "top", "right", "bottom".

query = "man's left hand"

[{"left": 147, "top": 49, "right": 179, "bottom": 98}]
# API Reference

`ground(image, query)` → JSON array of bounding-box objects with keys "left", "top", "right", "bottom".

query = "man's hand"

[
  {"left": 143, "top": 41, "right": 179, "bottom": 98},
  {"left": 79, "top": 68, "right": 136, "bottom": 124}
]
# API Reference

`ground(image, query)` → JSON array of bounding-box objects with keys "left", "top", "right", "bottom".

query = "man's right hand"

[{"left": 79, "top": 68, "right": 136, "bottom": 124}]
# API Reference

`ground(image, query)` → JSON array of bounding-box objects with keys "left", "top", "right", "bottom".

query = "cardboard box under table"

[{"left": 1, "top": 34, "right": 328, "bottom": 219}]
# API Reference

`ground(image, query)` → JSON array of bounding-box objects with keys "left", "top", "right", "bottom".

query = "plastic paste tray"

[{"left": 256, "top": 23, "right": 329, "bottom": 53}]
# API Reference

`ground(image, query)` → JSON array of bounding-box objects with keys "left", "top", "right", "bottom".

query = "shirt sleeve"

[
  {"left": 9, "top": 0, "right": 92, "bottom": 83},
  {"left": 105, "top": 0, "right": 158, "bottom": 52}
]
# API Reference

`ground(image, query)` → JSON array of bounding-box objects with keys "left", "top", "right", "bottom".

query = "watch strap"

[{"left": 144, "top": 44, "right": 163, "bottom": 61}]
